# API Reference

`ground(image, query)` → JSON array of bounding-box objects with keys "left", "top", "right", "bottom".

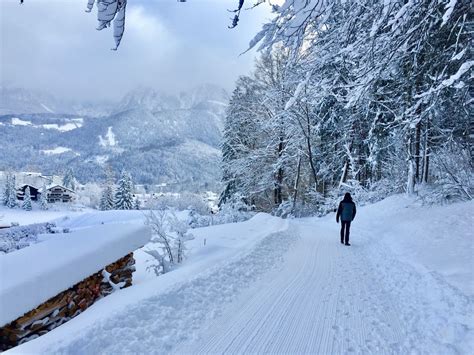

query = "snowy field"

[{"left": 3, "top": 195, "right": 474, "bottom": 354}]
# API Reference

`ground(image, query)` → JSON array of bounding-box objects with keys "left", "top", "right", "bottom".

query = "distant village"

[{"left": 0, "top": 171, "right": 219, "bottom": 214}]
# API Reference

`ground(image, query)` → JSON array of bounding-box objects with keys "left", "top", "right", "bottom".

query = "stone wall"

[{"left": 0, "top": 253, "right": 135, "bottom": 351}]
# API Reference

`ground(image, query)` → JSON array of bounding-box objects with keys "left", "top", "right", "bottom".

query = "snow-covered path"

[
  {"left": 175, "top": 221, "right": 405, "bottom": 354},
  {"left": 176, "top": 219, "right": 472, "bottom": 354}
]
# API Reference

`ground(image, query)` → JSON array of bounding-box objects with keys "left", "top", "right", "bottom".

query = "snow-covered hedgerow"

[{"left": 0, "top": 222, "right": 57, "bottom": 254}]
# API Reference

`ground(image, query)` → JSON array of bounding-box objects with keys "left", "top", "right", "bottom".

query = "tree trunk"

[
  {"left": 274, "top": 139, "right": 284, "bottom": 205},
  {"left": 292, "top": 156, "right": 302, "bottom": 215},
  {"left": 421, "top": 114, "right": 430, "bottom": 183},
  {"left": 406, "top": 136, "right": 416, "bottom": 194},
  {"left": 415, "top": 122, "right": 421, "bottom": 182},
  {"left": 304, "top": 106, "right": 318, "bottom": 189}
]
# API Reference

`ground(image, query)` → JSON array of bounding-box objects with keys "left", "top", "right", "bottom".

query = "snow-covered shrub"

[
  {"left": 213, "top": 196, "right": 255, "bottom": 224},
  {"left": 153, "top": 192, "right": 209, "bottom": 214},
  {"left": 420, "top": 142, "right": 473, "bottom": 204},
  {"left": 274, "top": 200, "right": 293, "bottom": 218},
  {"left": 78, "top": 183, "right": 103, "bottom": 209},
  {"left": 144, "top": 210, "right": 194, "bottom": 276},
  {"left": 187, "top": 209, "right": 212, "bottom": 229},
  {"left": 0, "top": 222, "right": 56, "bottom": 254}
]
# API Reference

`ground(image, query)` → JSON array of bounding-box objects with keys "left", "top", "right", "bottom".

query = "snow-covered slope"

[{"left": 7, "top": 196, "right": 473, "bottom": 354}]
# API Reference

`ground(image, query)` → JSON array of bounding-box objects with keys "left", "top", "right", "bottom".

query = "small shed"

[
  {"left": 16, "top": 185, "right": 40, "bottom": 201},
  {"left": 46, "top": 185, "right": 75, "bottom": 203}
]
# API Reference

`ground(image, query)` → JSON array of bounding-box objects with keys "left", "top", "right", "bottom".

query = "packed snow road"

[
  {"left": 8, "top": 198, "right": 473, "bottom": 354},
  {"left": 176, "top": 219, "right": 471, "bottom": 354}
]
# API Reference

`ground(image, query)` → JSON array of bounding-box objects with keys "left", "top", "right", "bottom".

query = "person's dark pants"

[{"left": 340, "top": 220, "right": 351, "bottom": 244}]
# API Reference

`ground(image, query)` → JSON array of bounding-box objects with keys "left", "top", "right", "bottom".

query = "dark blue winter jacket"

[{"left": 336, "top": 198, "right": 356, "bottom": 222}]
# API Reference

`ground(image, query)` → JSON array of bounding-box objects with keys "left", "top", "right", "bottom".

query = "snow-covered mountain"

[
  {"left": 0, "top": 87, "right": 113, "bottom": 117},
  {"left": 0, "top": 85, "right": 228, "bottom": 190},
  {"left": 0, "top": 87, "right": 65, "bottom": 115}
]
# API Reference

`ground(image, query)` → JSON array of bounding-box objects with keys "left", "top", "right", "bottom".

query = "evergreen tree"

[
  {"left": 63, "top": 168, "right": 76, "bottom": 191},
  {"left": 134, "top": 197, "right": 141, "bottom": 210},
  {"left": 99, "top": 185, "right": 115, "bottom": 211},
  {"left": 114, "top": 170, "right": 134, "bottom": 210},
  {"left": 7, "top": 175, "right": 17, "bottom": 209},
  {"left": 40, "top": 185, "right": 49, "bottom": 210},
  {"left": 22, "top": 186, "right": 32, "bottom": 211},
  {"left": 3, "top": 173, "right": 11, "bottom": 206}
]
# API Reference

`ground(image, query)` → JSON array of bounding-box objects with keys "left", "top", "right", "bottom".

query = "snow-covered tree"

[
  {"left": 100, "top": 185, "right": 115, "bottom": 211},
  {"left": 114, "top": 170, "right": 134, "bottom": 210},
  {"left": 63, "top": 168, "right": 76, "bottom": 191},
  {"left": 7, "top": 175, "right": 17, "bottom": 209},
  {"left": 134, "top": 197, "right": 141, "bottom": 210},
  {"left": 3, "top": 173, "right": 11, "bottom": 206},
  {"left": 40, "top": 185, "right": 49, "bottom": 210},
  {"left": 22, "top": 186, "right": 32, "bottom": 211},
  {"left": 144, "top": 210, "right": 194, "bottom": 275}
]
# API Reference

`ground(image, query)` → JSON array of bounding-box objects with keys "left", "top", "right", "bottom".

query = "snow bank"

[
  {"left": 353, "top": 195, "right": 474, "bottom": 296},
  {"left": 0, "top": 223, "right": 151, "bottom": 326}
]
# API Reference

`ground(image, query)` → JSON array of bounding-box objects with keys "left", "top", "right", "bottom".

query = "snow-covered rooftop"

[{"left": 0, "top": 223, "right": 151, "bottom": 326}]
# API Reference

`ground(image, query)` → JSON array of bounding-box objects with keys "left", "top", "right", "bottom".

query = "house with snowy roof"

[{"left": 44, "top": 184, "right": 76, "bottom": 203}]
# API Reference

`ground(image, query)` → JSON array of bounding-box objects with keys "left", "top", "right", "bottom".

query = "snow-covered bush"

[
  {"left": 420, "top": 142, "right": 473, "bottom": 204},
  {"left": 0, "top": 222, "right": 56, "bottom": 254},
  {"left": 213, "top": 196, "right": 255, "bottom": 224},
  {"left": 77, "top": 183, "right": 103, "bottom": 209},
  {"left": 152, "top": 192, "right": 210, "bottom": 215},
  {"left": 144, "top": 210, "right": 194, "bottom": 276}
]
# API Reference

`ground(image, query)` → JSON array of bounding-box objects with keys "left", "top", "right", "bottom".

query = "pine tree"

[
  {"left": 134, "top": 197, "right": 141, "bottom": 210},
  {"left": 114, "top": 170, "right": 134, "bottom": 210},
  {"left": 63, "top": 168, "right": 76, "bottom": 191},
  {"left": 7, "top": 175, "right": 17, "bottom": 209},
  {"left": 22, "top": 186, "right": 32, "bottom": 211},
  {"left": 40, "top": 184, "right": 49, "bottom": 210},
  {"left": 3, "top": 173, "right": 11, "bottom": 206},
  {"left": 99, "top": 185, "right": 115, "bottom": 211}
]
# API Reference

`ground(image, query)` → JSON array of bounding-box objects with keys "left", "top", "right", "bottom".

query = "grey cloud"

[{"left": 0, "top": 0, "right": 274, "bottom": 101}]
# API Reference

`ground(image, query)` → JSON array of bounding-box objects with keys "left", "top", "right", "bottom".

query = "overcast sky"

[{"left": 0, "top": 0, "right": 276, "bottom": 102}]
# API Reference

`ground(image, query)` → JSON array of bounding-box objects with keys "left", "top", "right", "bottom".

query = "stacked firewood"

[{"left": 0, "top": 253, "right": 135, "bottom": 351}]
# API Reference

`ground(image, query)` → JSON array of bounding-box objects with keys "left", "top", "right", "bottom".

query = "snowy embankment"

[
  {"left": 8, "top": 213, "right": 290, "bottom": 353},
  {"left": 6, "top": 196, "right": 474, "bottom": 354}
]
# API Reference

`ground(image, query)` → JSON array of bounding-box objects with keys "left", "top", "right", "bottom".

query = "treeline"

[{"left": 220, "top": 0, "right": 472, "bottom": 215}]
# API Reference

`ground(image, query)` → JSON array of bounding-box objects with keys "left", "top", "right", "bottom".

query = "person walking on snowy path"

[{"left": 336, "top": 192, "right": 356, "bottom": 246}]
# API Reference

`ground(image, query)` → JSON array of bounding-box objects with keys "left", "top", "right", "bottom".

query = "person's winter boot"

[
  {"left": 345, "top": 243, "right": 351, "bottom": 246},
  {"left": 341, "top": 239, "right": 344, "bottom": 244}
]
